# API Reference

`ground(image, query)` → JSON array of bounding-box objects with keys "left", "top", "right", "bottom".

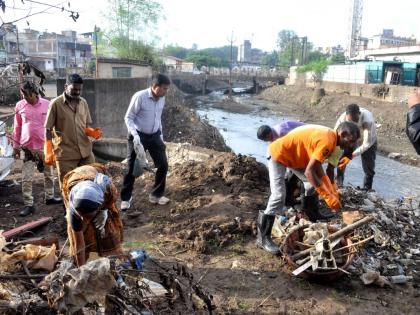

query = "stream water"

[{"left": 194, "top": 92, "right": 420, "bottom": 199}]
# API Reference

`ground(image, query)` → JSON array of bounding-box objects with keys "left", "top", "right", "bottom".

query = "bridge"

[{"left": 168, "top": 71, "right": 287, "bottom": 94}]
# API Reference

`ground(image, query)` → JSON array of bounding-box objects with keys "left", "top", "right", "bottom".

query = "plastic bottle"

[{"left": 390, "top": 275, "right": 413, "bottom": 284}]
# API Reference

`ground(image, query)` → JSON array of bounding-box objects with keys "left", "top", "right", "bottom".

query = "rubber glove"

[
  {"left": 85, "top": 127, "right": 102, "bottom": 140},
  {"left": 321, "top": 175, "right": 339, "bottom": 198},
  {"left": 93, "top": 209, "right": 108, "bottom": 238},
  {"left": 315, "top": 175, "right": 342, "bottom": 210},
  {"left": 133, "top": 134, "right": 147, "bottom": 162},
  {"left": 338, "top": 156, "right": 351, "bottom": 171},
  {"left": 44, "top": 140, "right": 56, "bottom": 166}
]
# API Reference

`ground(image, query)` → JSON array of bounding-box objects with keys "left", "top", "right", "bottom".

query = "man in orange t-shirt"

[{"left": 257, "top": 122, "right": 360, "bottom": 254}]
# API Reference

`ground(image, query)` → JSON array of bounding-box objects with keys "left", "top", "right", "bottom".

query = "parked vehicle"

[{"left": 0, "top": 120, "right": 13, "bottom": 181}]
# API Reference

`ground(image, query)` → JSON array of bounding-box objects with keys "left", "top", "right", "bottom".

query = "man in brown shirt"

[{"left": 44, "top": 74, "right": 102, "bottom": 188}]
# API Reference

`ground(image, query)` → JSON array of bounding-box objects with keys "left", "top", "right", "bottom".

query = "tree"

[
  {"left": 306, "top": 50, "right": 326, "bottom": 63},
  {"left": 330, "top": 52, "right": 346, "bottom": 64},
  {"left": 297, "top": 58, "right": 329, "bottom": 83},
  {"left": 162, "top": 45, "right": 189, "bottom": 59},
  {"left": 261, "top": 50, "right": 279, "bottom": 68},
  {"left": 101, "top": 0, "right": 162, "bottom": 63},
  {"left": 276, "top": 29, "right": 302, "bottom": 68},
  {"left": 186, "top": 51, "right": 223, "bottom": 69}
]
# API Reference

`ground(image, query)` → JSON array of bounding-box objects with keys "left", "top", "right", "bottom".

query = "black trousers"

[
  {"left": 120, "top": 130, "right": 168, "bottom": 201},
  {"left": 337, "top": 141, "right": 377, "bottom": 189}
]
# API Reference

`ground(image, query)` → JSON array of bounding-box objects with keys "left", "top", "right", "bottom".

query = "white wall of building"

[{"left": 323, "top": 64, "right": 367, "bottom": 84}]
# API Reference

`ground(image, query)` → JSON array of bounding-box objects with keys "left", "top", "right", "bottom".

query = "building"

[
  {"left": 163, "top": 56, "right": 195, "bottom": 72},
  {"left": 356, "top": 45, "right": 420, "bottom": 63},
  {"left": 96, "top": 57, "right": 152, "bottom": 78},
  {"left": 0, "top": 25, "right": 92, "bottom": 76},
  {"left": 325, "top": 45, "right": 345, "bottom": 56},
  {"left": 18, "top": 29, "right": 92, "bottom": 76},
  {"left": 0, "top": 24, "right": 21, "bottom": 64},
  {"left": 321, "top": 61, "right": 420, "bottom": 86},
  {"left": 237, "top": 40, "right": 252, "bottom": 63},
  {"left": 368, "top": 29, "right": 416, "bottom": 49}
]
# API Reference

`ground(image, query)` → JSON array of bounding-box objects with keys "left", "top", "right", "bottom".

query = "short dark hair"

[
  {"left": 346, "top": 103, "right": 360, "bottom": 116},
  {"left": 67, "top": 73, "right": 83, "bottom": 85},
  {"left": 152, "top": 73, "right": 171, "bottom": 86},
  {"left": 21, "top": 81, "right": 38, "bottom": 96},
  {"left": 257, "top": 125, "right": 272, "bottom": 141},
  {"left": 337, "top": 121, "right": 361, "bottom": 139}
]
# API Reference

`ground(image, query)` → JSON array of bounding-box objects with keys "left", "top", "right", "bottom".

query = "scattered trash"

[
  {"left": 360, "top": 270, "right": 390, "bottom": 287},
  {"left": 390, "top": 275, "right": 413, "bottom": 284},
  {"left": 40, "top": 258, "right": 116, "bottom": 314},
  {"left": 342, "top": 210, "right": 363, "bottom": 225},
  {"left": 388, "top": 152, "right": 402, "bottom": 160},
  {"left": 2, "top": 217, "right": 53, "bottom": 239}
]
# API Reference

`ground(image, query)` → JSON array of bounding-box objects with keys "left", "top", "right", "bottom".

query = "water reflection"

[{"left": 195, "top": 97, "right": 420, "bottom": 199}]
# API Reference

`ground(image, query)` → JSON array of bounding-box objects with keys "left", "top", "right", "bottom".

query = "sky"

[{"left": 1, "top": 0, "right": 420, "bottom": 52}]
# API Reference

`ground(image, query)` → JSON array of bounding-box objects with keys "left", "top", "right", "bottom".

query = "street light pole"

[
  {"left": 227, "top": 31, "right": 236, "bottom": 99},
  {"left": 94, "top": 25, "right": 99, "bottom": 78}
]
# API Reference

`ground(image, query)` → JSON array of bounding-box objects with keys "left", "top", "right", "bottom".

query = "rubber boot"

[
  {"left": 301, "top": 194, "right": 334, "bottom": 222},
  {"left": 256, "top": 211, "right": 281, "bottom": 254}
]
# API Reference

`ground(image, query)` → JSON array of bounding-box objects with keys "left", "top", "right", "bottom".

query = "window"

[{"left": 112, "top": 67, "right": 132, "bottom": 78}]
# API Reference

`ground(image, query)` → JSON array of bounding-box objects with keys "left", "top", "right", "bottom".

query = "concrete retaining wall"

[
  {"left": 93, "top": 138, "right": 220, "bottom": 167},
  {"left": 314, "top": 81, "right": 417, "bottom": 103},
  {"left": 57, "top": 78, "right": 150, "bottom": 138}
]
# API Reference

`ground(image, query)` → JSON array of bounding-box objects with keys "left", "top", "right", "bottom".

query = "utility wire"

[{"left": 2, "top": 0, "right": 79, "bottom": 24}]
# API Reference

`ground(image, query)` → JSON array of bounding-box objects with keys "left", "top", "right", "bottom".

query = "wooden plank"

[{"left": 1, "top": 217, "right": 53, "bottom": 239}]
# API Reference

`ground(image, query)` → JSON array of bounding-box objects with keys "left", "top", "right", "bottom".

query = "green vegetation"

[
  {"left": 276, "top": 29, "right": 344, "bottom": 69},
  {"left": 297, "top": 58, "right": 330, "bottom": 83},
  {"left": 101, "top": 0, "right": 162, "bottom": 65}
]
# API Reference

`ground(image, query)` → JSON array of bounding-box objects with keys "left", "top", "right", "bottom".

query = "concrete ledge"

[{"left": 93, "top": 138, "right": 222, "bottom": 166}]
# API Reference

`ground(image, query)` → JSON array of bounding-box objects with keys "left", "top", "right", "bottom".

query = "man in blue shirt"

[{"left": 121, "top": 74, "right": 171, "bottom": 211}]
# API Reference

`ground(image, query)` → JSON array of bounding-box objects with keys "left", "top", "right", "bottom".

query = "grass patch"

[{"left": 123, "top": 240, "right": 155, "bottom": 251}]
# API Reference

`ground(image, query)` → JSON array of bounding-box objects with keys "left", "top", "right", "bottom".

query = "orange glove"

[
  {"left": 85, "top": 127, "right": 102, "bottom": 140},
  {"left": 321, "top": 175, "right": 339, "bottom": 197},
  {"left": 338, "top": 156, "right": 351, "bottom": 171},
  {"left": 315, "top": 175, "right": 342, "bottom": 211},
  {"left": 44, "top": 140, "right": 55, "bottom": 166}
]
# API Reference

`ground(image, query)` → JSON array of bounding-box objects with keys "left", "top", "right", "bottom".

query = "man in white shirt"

[
  {"left": 334, "top": 104, "right": 377, "bottom": 190},
  {"left": 120, "top": 74, "right": 171, "bottom": 210}
]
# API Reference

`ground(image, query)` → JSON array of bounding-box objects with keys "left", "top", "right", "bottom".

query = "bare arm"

[
  {"left": 304, "top": 158, "right": 325, "bottom": 188},
  {"left": 73, "top": 230, "right": 86, "bottom": 267}
]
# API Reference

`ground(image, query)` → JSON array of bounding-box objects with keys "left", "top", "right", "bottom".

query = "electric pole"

[
  {"left": 227, "top": 31, "right": 236, "bottom": 99},
  {"left": 94, "top": 25, "right": 99, "bottom": 78}
]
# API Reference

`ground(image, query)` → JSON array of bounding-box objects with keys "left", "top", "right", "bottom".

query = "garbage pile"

[
  {"left": 0, "top": 233, "right": 215, "bottom": 314},
  {"left": 274, "top": 187, "right": 420, "bottom": 287}
]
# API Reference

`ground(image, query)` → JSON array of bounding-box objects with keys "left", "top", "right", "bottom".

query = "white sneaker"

[
  {"left": 121, "top": 197, "right": 132, "bottom": 211},
  {"left": 149, "top": 195, "right": 170, "bottom": 205}
]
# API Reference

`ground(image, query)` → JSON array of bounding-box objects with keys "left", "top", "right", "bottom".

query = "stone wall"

[{"left": 317, "top": 81, "right": 417, "bottom": 103}]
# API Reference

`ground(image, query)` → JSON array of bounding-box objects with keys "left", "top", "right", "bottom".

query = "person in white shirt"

[
  {"left": 120, "top": 74, "right": 171, "bottom": 211},
  {"left": 334, "top": 104, "right": 377, "bottom": 190}
]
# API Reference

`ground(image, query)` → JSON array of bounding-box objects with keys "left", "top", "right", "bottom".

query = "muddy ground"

[
  {"left": 1, "top": 83, "right": 419, "bottom": 314},
  {"left": 1, "top": 151, "right": 419, "bottom": 314}
]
